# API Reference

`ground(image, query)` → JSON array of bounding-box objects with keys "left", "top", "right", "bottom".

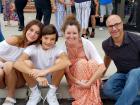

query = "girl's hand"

[{"left": 30, "top": 69, "right": 48, "bottom": 78}]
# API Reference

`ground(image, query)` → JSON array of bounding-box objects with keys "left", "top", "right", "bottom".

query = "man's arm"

[{"left": 104, "top": 54, "right": 111, "bottom": 70}]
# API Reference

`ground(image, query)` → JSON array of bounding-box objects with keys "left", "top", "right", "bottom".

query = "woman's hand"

[{"left": 76, "top": 80, "right": 92, "bottom": 89}]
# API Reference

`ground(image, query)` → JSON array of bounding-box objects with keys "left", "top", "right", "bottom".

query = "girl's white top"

[{"left": 0, "top": 40, "right": 24, "bottom": 61}]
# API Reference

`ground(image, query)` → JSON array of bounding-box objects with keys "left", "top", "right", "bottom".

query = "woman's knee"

[
  {"left": 76, "top": 59, "right": 87, "bottom": 66},
  {"left": 88, "top": 60, "right": 98, "bottom": 68}
]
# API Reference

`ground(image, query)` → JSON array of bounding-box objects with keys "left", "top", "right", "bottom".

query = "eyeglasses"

[{"left": 107, "top": 21, "right": 122, "bottom": 29}]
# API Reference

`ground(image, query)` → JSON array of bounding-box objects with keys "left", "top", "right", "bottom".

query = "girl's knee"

[
  {"left": 3, "top": 62, "right": 14, "bottom": 74},
  {"left": 24, "top": 60, "right": 34, "bottom": 68}
]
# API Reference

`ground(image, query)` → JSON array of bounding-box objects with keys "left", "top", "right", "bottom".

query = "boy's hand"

[
  {"left": 31, "top": 69, "right": 48, "bottom": 78},
  {"left": 36, "top": 77, "right": 48, "bottom": 87}
]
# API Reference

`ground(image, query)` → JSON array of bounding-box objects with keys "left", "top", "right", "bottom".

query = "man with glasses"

[{"left": 102, "top": 14, "right": 140, "bottom": 105}]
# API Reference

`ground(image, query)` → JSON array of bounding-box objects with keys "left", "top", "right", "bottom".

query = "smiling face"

[
  {"left": 25, "top": 25, "right": 41, "bottom": 43},
  {"left": 106, "top": 15, "right": 124, "bottom": 39},
  {"left": 64, "top": 25, "right": 80, "bottom": 45},
  {"left": 41, "top": 34, "right": 56, "bottom": 50}
]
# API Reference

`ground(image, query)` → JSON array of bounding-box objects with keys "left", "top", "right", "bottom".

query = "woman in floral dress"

[{"left": 61, "top": 14, "right": 106, "bottom": 105}]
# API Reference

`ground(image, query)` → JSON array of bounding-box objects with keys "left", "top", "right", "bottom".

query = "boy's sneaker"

[
  {"left": 26, "top": 89, "right": 41, "bottom": 105},
  {"left": 46, "top": 87, "right": 59, "bottom": 105}
]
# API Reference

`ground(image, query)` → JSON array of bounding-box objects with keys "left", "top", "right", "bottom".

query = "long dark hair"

[{"left": 17, "top": 20, "right": 44, "bottom": 47}]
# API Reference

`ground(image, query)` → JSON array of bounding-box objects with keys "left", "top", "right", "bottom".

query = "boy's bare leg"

[{"left": 52, "top": 69, "right": 65, "bottom": 87}]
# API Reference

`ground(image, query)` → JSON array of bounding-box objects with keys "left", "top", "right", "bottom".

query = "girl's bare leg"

[
  {"left": 4, "top": 62, "right": 25, "bottom": 98},
  {"left": 0, "top": 69, "right": 5, "bottom": 88}
]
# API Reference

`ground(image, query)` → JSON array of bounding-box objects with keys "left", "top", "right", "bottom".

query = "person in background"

[
  {"left": 88, "top": 0, "right": 99, "bottom": 38},
  {"left": 102, "top": 14, "right": 140, "bottom": 105},
  {"left": 0, "top": 20, "right": 43, "bottom": 105},
  {"left": 54, "top": 0, "right": 66, "bottom": 37},
  {"left": 14, "top": 0, "right": 29, "bottom": 31},
  {"left": 14, "top": 24, "right": 71, "bottom": 105},
  {"left": 99, "top": 0, "right": 113, "bottom": 30},
  {"left": 34, "top": 0, "right": 56, "bottom": 25},
  {"left": 2, "top": 0, "right": 18, "bottom": 26},
  {"left": 74, "top": 0, "right": 91, "bottom": 38},
  {"left": 61, "top": 14, "right": 106, "bottom": 105}
]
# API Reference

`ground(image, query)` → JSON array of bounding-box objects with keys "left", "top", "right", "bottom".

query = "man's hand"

[{"left": 36, "top": 77, "right": 48, "bottom": 87}]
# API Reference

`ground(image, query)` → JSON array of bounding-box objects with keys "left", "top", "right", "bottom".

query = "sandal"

[
  {"left": 81, "top": 34, "right": 88, "bottom": 39},
  {"left": 2, "top": 97, "right": 16, "bottom": 105}
]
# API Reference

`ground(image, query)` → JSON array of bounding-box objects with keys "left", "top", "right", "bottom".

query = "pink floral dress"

[{"left": 65, "top": 39, "right": 102, "bottom": 105}]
